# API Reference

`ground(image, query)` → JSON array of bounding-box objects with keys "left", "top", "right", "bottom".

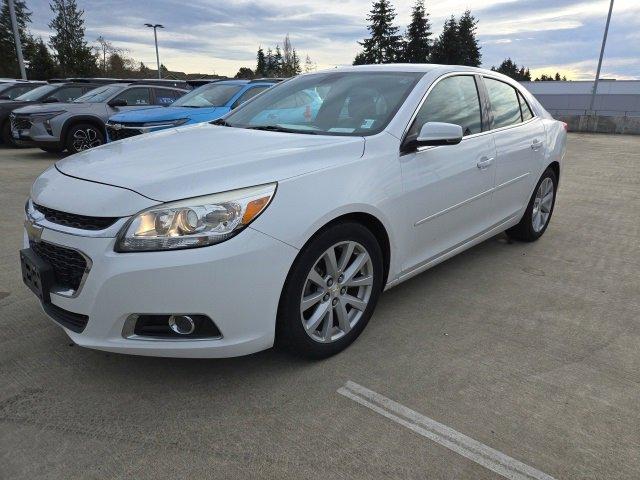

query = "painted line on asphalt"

[{"left": 337, "top": 381, "right": 555, "bottom": 480}]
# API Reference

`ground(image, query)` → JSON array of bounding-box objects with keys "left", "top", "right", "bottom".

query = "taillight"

[{"left": 561, "top": 122, "right": 568, "bottom": 132}]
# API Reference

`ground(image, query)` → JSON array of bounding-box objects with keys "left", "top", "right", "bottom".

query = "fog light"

[{"left": 168, "top": 315, "right": 196, "bottom": 335}]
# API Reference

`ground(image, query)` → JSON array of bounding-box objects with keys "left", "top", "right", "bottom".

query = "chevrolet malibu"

[{"left": 21, "top": 65, "right": 566, "bottom": 358}]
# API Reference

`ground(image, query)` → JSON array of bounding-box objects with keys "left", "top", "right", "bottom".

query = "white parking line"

[{"left": 337, "top": 381, "right": 556, "bottom": 480}]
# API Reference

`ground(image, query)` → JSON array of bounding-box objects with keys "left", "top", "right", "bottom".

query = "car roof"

[{"left": 316, "top": 63, "right": 499, "bottom": 76}]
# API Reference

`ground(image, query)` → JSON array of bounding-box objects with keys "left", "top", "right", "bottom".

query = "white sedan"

[{"left": 22, "top": 65, "right": 566, "bottom": 358}]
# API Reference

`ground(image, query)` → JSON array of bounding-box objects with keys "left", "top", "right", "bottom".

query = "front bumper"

[{"left": 25, "top": 225, "right": 298, "bottom": 358}]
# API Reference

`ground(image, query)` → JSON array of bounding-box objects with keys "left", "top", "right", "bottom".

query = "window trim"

[
  {"left": 400, "top": 72, "right": 486, "bottom": 154},
  {"left": 480, "top": 75, "right": 538, "bottom": 134}
]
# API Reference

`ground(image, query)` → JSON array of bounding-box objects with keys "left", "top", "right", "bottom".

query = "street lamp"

[
  {"left": 144, "top": 23, "right": 164, "bottom": 79},
  {"left": 589, "top": 0, "right": 614, "bottom": 113}
]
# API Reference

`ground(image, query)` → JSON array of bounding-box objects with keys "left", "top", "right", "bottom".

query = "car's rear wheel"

[
  {"left": 506, "top": 168, "right": 557, "bottom": 242},
  {"left": 66, "top": 123, "right": 104, "bottom": 154},
  {"left": 277, "top": 222, "right": 384, "bottom": 358}
]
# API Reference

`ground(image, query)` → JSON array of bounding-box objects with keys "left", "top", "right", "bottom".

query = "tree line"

[{"left": 353, "top": 0, "right": 481, "bottom": 67}]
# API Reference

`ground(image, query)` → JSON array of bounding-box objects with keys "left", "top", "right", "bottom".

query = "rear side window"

[
  {"left": 518, "top": 91, "right": 534, "bottom": 121},
  {"left": 484, "top": 78, "right": 522, "bottom": 129},
  {"left": 50, "top": 86, "right": 85, "bottom": 102},
  {"left": 408, "top": 75, "right": 482, "bottom": 138},
  {"left": 153, "top": 88, "right": 183, "bottom": 105},
  {"left": 114, "top": 87, "right": 151, "bottom": 106}
]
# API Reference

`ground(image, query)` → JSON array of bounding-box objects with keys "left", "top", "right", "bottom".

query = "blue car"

[{"left": 106, "top": 79, "right": 278, "bottom": 142}]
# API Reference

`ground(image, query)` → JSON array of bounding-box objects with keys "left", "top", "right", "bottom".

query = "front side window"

[
  {"left": 223, "top": 71, "right": 423, "bottom": 136},
  {"left": 0, "top": 84, "right": 35, "bottom": 99},
  {"left": 484, "top": 78, "right": 522, "bottom": 129},
  {"left": 407, "top": 75, "right": 482, "bottom": 139},
  {"left": 114, "top": 87, "right": 151, "bottom": 106},
  {"left": 173, "top": 84, "right": 243, "bottom": 108}
]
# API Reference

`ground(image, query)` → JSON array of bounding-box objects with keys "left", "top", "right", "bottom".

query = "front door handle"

[
  {"left": 531, "top": 139, "right": 543, "bottom": 151},
  {"left": 477, "top": 157, "right": 494, "bottom": 170}
]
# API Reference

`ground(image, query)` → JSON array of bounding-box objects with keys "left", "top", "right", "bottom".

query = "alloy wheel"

[
  {"left": 532, "top": 177, "right": 554, "bottom": 233},
  {"left": 72, "top": 128, "right": 102, "bottom": 152},
  {"left": 300, "top": 241, "right": 374, "bottom": 343}
]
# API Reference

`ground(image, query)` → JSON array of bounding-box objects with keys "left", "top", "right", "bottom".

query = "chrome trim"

[
  {"left": 413, "top": 172, "right": 531, "bottom": 227},
  {"left": 121, "top": 314, "right": 224, "bottom": 341},
  {"left": 26, "top": 199, "right": 129, "bottom": 238}
]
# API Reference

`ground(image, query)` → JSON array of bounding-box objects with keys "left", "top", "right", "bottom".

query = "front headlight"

[
  {"left": 115, "top": 183, "right": 277, "bottom": 252},
  {"left": 31, "top": 111, "right": 66, "bottom": 122}
]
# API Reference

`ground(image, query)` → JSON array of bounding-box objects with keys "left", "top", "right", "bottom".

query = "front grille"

[
  {"left": 30, "top": 241, "right": 88, "bottom": 292},
  {"left": 11, "top": 114, "right": 31, "bottom": 130},
  {"left": 33, "top": 203, "right": 118, "bottom": 231},
  {"left": 43, "top": 302, "right": 88, "bottom": 333},
  {"left": 106, "top": 124, "right": 143, "bottom": 141}
]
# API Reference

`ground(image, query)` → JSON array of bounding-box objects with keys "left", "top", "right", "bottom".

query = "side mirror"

[
  {"left": 108, "top": 98, "right": 128, "bottom": 107},
  {"left": 42, "top": 97, "right": 60, "bottom": 103},
  {"left": 416, "top": 122, "right": 463, "bottom": 147}
]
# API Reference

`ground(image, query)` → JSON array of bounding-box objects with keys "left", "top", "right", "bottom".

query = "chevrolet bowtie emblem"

[{"left": 25, "top": 209, "right": 45, "bottom": 242}]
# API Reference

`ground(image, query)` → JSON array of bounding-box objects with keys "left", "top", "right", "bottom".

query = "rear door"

[
  {"left": 400, "top": 74, "right": 497, "bottom": 271},
  {"left": 482, "top": 76, "right": 547, "bottom": 223},
  {"left": 152, "top": 88, "right": 184, "bottom": 106},
  {"left": 109, "top": 87, "right": 152, "bottom": 112}
]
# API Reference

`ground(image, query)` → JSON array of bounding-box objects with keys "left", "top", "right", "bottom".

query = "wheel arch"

[{"left": 61, "top": 115, "right": 107, "bottom": 143}]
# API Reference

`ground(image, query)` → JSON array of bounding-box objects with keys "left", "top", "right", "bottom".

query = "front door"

[{"left": 400, "top": 75, "right": 497, "bottom": 272}]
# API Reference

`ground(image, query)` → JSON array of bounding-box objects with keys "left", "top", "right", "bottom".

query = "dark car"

[
  {"left": 0, "top": 80, "right": 46, "bottom": 101},
  {"left": 0, "top": 81, "right": 101, "bottom": 147}
]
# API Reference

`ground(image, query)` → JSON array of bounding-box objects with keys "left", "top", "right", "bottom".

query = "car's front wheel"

[
  {"left": 506, "top": 167, "right": 558, "bottom": 242},
  {"left": 277, "top": 222, "right": 384, "bottom": 358},
  {"left": 66, "top": 123, "right": 104, "bottom": 154}
]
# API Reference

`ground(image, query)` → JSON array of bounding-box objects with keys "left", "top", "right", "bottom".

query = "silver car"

[{"left": 11, "top": 82, "right": 188, "bottom": 154}]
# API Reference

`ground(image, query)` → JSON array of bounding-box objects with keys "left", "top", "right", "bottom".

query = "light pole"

[
  {"left": 589, "top": 0, "right": 614, "bottom": 113},
  {"left": 8, "top": 0, "right": 26, "bottom": 79},
  {"left": 145, "top": 23, "right": 164, "bottom": 79}
]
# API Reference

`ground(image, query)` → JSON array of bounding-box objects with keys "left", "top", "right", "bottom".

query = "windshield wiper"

[
  {"left": 246, "top": 125, "right": 318, "bottom": 135},
  {"left": 212, "top": 118, "right": 232, "bottom": 127}
]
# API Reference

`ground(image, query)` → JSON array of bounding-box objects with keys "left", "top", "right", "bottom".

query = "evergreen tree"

[
  {"left": 48, "top": 0, "right": 97, "bottom": 76},
  {"left": 403, "top": 0, "right": 431, "bottom": 63},
  {"left": 430, "top": 16, "right": 459, "bottom": 65},
  {"left": 291, "top": 48, "right": 301, "bottom": 75},
  {"left": 25, "top": 37, "right": 57, "bottom": 79},
  {"left": 491, "top": 58, "right": 531, "bottom": 81},
  {"left": 304, "top": 54, "right": 315, "bottom": 73},
  {"left": 457, "top": 10, "right": 481, "bottom": 66},
  {"left": 0, "top": 0, "right": 32, "bottom": 77},
  {"left": 265, "top": 48, "right": 274, "bottom": 76},
  {"left": 256, "top": 46, "right": 266, "bottom": 77},
  {"left": 234, "top": 67, "right": 254, "bottom": 79},
  {"left": 353, "top": 0, "right": 402, "bottom": 64},
  {"left": 273, "top": 45, "right": 283, "bottom": 76}
]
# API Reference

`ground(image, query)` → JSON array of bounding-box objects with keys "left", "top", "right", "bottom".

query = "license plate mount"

[{"left": 20, "top": 248, "right": 54, "bottom": 303}]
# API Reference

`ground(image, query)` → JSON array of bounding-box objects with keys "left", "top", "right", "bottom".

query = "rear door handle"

[
  {"left": 477, "top": 157, "right": 494, "bottom": 170},
  {"left": 531, "top": 139, "right": 543, "bottom": 151}
]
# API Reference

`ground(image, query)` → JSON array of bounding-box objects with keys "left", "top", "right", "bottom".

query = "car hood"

[
  {"left": 14, "top": 102, "right": 95, "bottom": 114},
  {"left": 56, "top": 123, "right": 365, "bottom": 202},
  {"left": 110, "top": 106, "right": 226, "bottom": 123}
]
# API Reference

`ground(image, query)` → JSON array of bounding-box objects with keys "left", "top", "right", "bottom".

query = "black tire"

[
  {"left": 1, "top": 120, "right": 17, "bottom": 147},
  {"left": 276, "top": 222, "right": 384, "bottom": 359},
  {"left": 506, "top": 167, "right": 558, "bottom": 242},
  {"left": 65, "top": 123, "right": 104, "bottom": 154},
  {"left": 40, "top": 146, "right": 65, "bottom": 154}
]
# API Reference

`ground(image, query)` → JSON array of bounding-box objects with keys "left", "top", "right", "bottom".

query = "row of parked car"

[{"left": 0, "top": 77, "right": 281, "bottom": 154}]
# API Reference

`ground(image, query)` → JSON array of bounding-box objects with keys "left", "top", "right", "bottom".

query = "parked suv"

[
  {"left": 106, "top": 79, "right": 278, "bottom": 142},
  {"left": 11, "top": 82, "right": 188, "bottom": 153},
  {"left": 0, "top": 81, "right": 100, "bottom": 147}
]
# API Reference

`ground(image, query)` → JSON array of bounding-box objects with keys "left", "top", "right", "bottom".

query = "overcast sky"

[{"left": 26, "top": 0, "right": 639, "bottom": 80}]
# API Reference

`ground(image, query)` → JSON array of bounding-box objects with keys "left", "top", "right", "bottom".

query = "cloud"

[{"left": 26, "top": 0, "right": 640, "bottom": 79}]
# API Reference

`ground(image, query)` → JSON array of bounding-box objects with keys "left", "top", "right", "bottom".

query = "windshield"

[
  {"left": 223, "top": 72, "right": 423, "bottom": 136},
  {"left": 172, "top": 83, "right": 243, "bottom": 108},
  {"left": 15, "top": 84, "right": 57, "bottom": 101},
  {"left": 73, "top": 85, "right": 122, "bottom": 103}
]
